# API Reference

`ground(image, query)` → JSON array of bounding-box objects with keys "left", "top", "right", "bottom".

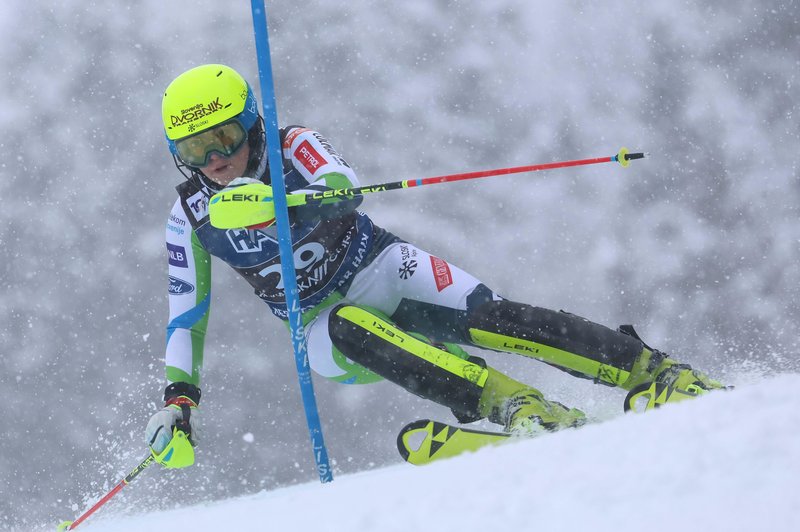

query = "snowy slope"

[{"left": 64, "top": 375, "right": 799, "bottom": 532}]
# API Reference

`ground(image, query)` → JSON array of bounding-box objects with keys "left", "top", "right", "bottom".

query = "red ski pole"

[
  {"left": 57, "top": 454, "right": 154, "bottom": 531},
  {"left": 303, "top": 147, "right": 646, "bottom": 200},
  {"left": 209, "top": 147, "right": 647, "bottom": 229}
]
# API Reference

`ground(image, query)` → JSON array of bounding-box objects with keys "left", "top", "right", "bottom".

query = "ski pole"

[
  {"left": 303, "top": 146, "right": 645, "bottom": 199},
  {"left": 57, "top": 454, "right": 155, "bottom": 531},
  {"left": 209, "top": 147, "right": 646, "bottom": 229}
]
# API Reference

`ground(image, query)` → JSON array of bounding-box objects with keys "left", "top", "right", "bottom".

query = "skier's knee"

[
  {"left": 306, "top": 306, "right": 384, "bottom": 385},
  {"left": 328, "top": 303, "right": 487, "bottom": 418},
  {"left": 327, "top": 304, "right": 391, "bottom": 359}
]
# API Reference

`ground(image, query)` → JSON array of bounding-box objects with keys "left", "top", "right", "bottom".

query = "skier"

[{"left": 145, "top": 64, "right": 725, "bottom": 467}]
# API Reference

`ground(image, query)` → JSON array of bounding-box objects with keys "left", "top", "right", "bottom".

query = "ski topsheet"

[
  {"left": 397, "top": 381, "right": 727, "bottom": 465},
  {"left": 397, "top": 419, "right": 512, "bottom": 465}
]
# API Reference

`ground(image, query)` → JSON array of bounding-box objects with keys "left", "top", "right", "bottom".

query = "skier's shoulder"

[
  {"left": 168, "top": 196, "right": 186, "bottom": 217},
  {"left": 280, "top": 124, "right": 316, "bottom": 149},
  {"left": 280, "top": 124, "right": 353, "bottom": 178},
  {"left": 168, "top": 197, "right": 190, "bottom": 226},
  {"left": 280, "top": 125, "right": 346, "bottom": 160}
]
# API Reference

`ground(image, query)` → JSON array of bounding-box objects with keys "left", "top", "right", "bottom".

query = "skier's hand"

[
  {"left": 210, "top": 177, "right": 277, "bottom": 229},
  {"left": 145, "top": 383, "right": 200, "bottom": 468}
]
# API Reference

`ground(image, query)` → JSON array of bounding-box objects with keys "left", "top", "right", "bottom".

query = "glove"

[
  {"left": 209, "top": 177, "right": 278, "bottom": 230},
  {"left": 145, "top": 382, "right": 200, "bottom": 468}
]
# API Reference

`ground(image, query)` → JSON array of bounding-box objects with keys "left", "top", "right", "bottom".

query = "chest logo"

[
  {"left": 227, "top": 228, "right": 275, "bottom": 253},
  {"left": 186, "top": 191, "right": 209, "bottom": 221}
]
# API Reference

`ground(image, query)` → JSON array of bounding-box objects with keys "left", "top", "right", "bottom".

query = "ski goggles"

[{"left": 174, "top": 119, "right": 248, "bottom": 168}]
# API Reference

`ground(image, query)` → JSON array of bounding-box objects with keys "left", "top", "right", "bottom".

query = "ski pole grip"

[{"left": 614, "top": 147, "right": 647, "bottom": 168}]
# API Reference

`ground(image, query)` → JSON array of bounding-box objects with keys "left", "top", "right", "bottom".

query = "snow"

[{"left": 69, "top": 375, "right": 800, "bottom": 532}]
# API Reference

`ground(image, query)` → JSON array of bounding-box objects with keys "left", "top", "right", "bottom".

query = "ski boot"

[
  {"left": 501, "top": 389, "right": 587, "bottom": 436},
  {"left": 479, "top": 367, "right": 586, "bottom": 436},
  {"left": 619, "top": 326, "right": 727, "bottom": 412}
]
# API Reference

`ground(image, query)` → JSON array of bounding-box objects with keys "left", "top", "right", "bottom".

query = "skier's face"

[{"left": 200, "top": 142, "right": 251, "bottom": 187}]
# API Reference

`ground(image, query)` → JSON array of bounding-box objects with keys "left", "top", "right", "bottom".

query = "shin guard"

[
  {"left": 328, "top": 304, "right": 488, "bottom": 421},
  {"left": 467, "top": 301, "right": 645, "bottom": 386}
]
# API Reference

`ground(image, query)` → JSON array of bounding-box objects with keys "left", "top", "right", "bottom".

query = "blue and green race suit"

[{"left": 164, "top": 127, "right": 381, "bottom": 385}]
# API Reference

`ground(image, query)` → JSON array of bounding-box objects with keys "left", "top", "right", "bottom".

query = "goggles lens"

[{"left": 175, "top": 120, "right": 248, "bottom": 167}]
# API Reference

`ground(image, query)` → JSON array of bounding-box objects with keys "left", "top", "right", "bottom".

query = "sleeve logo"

[
  {"left": 168, "top": 276, "right": 195, "bottom": 295},
  {"left": 294, "top": 139, "right": 328, "bottom": 175},
  {"left": 186, "top": 191, "right": 209, "bottom": 221},
  {"left": 167, "top": 243, "right": 188, "bottom": 268},
  {"left": 430, "top": 256, "right": 453, "bottom": 292}
]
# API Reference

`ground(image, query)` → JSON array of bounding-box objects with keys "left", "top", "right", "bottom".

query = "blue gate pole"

[{"left": 249, "top": 0, "right": 333, "bottom": 483}]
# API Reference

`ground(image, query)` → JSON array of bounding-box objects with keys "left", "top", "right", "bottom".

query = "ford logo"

[{"left": 168, "top": 276, "right": 195, "bottom": 295}]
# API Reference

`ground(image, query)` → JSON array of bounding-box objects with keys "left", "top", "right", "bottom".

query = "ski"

[
  {"left": 397, "top": 379, "right": 730, "bottom": 465},
  {"left": 397, "top": 419, "right": 512, "bottom": 465}
]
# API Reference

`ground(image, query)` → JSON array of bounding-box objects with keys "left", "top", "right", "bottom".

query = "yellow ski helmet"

[{"left": 162, "top": 64, "right": 259, "bottom": 166}]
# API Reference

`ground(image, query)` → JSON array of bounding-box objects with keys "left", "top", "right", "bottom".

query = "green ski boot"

[
  {"left": 620, "top": 327, "right": 727, "bottom": 412},
  {"left": 618, "top": 325, "right": 727, "bottom": 412},
  {"left": 479, "top": 367, "right": 586, "bottom": 436},
  {"left": 502, "top": 389, "right": 587, "bottom": 436}
]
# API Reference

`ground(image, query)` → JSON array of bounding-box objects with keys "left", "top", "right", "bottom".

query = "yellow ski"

[{"left": 397, "top": 419, "right": 511, "bottom": 465}]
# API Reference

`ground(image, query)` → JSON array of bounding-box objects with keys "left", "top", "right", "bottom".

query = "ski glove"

[
  {"left": 145, "top": 382, "right": 200, "bottom": 468},
  {"left": 210, "top": 177, "right": 280, "bottom": 230}
]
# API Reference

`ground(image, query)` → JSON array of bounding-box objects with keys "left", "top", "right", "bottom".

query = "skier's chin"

[{"left": 205, "top": 168, "right": 237, "bottom": 186}]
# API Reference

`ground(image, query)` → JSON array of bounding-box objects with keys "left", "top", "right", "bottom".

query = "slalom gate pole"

[
  {"left": 250, "top": 0, "right": 333, "bottom": 483},
  {"left": 57, "top": 455, "right": 154, "bottom": 531}
]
